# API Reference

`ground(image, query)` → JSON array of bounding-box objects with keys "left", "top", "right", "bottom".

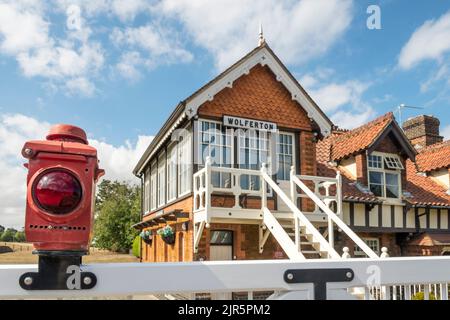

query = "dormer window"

[{"left": 368, "top": 152, "right": 403, "bottom": 199}]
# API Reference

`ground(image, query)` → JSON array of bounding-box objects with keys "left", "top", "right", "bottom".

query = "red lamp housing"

[{"left": 22, "top": 124, "right": 104, "bottom": 254}]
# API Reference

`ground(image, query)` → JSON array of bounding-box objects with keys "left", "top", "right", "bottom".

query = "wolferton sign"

[{"left": 223, "top": 116, "right": 277, "bottom": 132}]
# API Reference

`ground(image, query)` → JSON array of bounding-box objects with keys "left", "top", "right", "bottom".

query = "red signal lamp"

[{"left": 22, "top": 124, "right": 104, "bottom": 254}]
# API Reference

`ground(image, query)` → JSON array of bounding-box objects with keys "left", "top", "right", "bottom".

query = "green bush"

[
  {"left": 132, "top": 236, "right": 141, "bottom": 258},
  {"left": 0, "top": 228, "right": 17, "bottom": 242},
  {"left": 412, "top": 291, "right": 437, "bottom": 300}
]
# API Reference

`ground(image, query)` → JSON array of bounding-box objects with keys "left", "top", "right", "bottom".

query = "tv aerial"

[{"left": 394, "top": 103, "right": 424, "bottom": 125}]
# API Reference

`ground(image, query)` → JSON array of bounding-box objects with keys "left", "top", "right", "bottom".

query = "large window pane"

[
  {"left": 157, "top": 152, "right": 166, "bottom": 207},
  {"left": 369, "top": 171, "right": 384, "bottom": 197},
  {"left": 385, "top": 173, "right": 399, "bottom": 198},
  {"left": 238, "top": 129, "right": 268, "bottom": 191},
  {"left": 150, "top": 162, "right": 157, "bottom": 210},
  {"left": 276, "top": 133, "right": 294, "bottom": 180},
  {"left": 198, "top": 120, "right": 232, "bottom": 189},
  {"left": 167, "top": 144, "right": 177, "bottom": 202},
  {"left": 178, "top": 129, "right": 192, "bottom": 195},
  {"left": 144, "top": 166, "right": 150, "bottom": 213}
]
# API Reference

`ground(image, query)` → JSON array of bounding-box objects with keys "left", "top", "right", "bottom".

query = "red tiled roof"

[
  {"left": 328, "top": 112, "right": 394, "bottom": 161},
  {"left": 404, "top": 160, "right": 450, "bottom": 207},
  {"left": 407, "top": 233, "right": 450, "bottom": 246},
  {"left": 415, "top": 140, "right": 450, "bottom": 172}
]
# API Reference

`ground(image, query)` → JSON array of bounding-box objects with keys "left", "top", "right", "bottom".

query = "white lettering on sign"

[{"left": 223, "top": 116, "right": 277, "bottom": 132}]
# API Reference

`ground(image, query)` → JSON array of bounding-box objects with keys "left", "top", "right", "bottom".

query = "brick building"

[
  {"left": 132, "top": 41, "right": 450, "bottom": 264},
  {"left": 317, "top": 113, "right": 450, "bottom": 257}
]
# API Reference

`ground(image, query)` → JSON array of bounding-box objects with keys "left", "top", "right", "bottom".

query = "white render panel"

[
  {"left": 406, "top": 209, "right": 416, "bottom": 228},
  {"left": 418, "top": 208, "right": 427, "bottom": 229},
  {"left": 343, "top": 202, "right": 350, "bottom": 224},
  {"left": 441, "top": 210, "right": 448, "bottom": 229},
  {"left": 354, "top": 203, "right": 365, "bottom": 226},
  {"left": 430, "top": 209, "right": 438, "bottom": 229},
  {"left": 369, "top": 205, "right": 378, "bottom": 227},
  {"left": 382, "top": 205, "right": 391, "bottom": 228},
  {"left": 394, "top": 206, "right": 403, "bottom": 228}
]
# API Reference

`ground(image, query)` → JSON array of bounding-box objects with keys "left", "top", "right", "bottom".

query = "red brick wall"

[
  {"left": 401, "top": 245, "right": 445, "bottom": 256},
  {"left": 355, "top": 153, "right": 368, "bottom": 186},
  {"left": 334, "top": 232, "right": 401, "bottom": 257},
  {"left": 198, "top": 64, "right": 313, "bottom": 131},
  {"left": 194, "top": 223, "right": 287, "bottom": 261}
]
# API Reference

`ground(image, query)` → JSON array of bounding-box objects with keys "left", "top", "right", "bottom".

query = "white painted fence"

[{"left": 1, "top": 257, "right": 449, "bottom": 300}]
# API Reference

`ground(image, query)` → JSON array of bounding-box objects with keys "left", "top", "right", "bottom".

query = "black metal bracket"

[
  {"left": 19, "top": 252, "right": 96, "bottom": 291},
  {"left": 284, "top": 268, "right": 354, "bottom": 300}
]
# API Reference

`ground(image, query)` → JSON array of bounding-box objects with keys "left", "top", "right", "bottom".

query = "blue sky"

[{"left": 1, "top": 0, "right": 450, "bottom": 227}]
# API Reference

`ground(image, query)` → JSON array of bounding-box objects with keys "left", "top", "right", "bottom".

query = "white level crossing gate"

[
  {"left": 1, "top": 257, "right": 450, "bottom": 300},
  {"left": 4, "top": 162, "right": 449, "bottom": 300}
]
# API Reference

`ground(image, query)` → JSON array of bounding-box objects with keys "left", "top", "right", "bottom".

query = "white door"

[
  {"left": 210, "top": 245, "right": 232, "bottom": 261},
  {"left": 276, "top": 132, "right": 295, "bottom": 212},
  {"left": 210, "top": 231, "right": 233, "bottom": 300}
]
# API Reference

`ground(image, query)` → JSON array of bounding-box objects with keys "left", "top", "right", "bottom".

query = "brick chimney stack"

[{"left": 402, "top": 115, "right": 443, "bottom": 149}]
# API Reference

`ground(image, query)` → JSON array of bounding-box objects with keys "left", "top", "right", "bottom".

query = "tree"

[
  {"left": 0, "top": 225, "right": 5, "bottom": 233},
  {"left": 1, "top": 228, "right": 17, "bottom": 242},
  {"left": 93, "top": 180, "right": 141, "bottom": 253},
  {"left": 14, "top": 230, "right": 26, "bottom": 242}
]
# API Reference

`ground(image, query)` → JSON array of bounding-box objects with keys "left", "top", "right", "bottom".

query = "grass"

[{"left": 0, "top": 243, "right": 139, "bottom": 264}]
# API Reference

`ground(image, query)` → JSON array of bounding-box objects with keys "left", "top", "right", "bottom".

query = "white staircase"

[{"left": 260, "top": 165, "right": 379, "bottom": 260}]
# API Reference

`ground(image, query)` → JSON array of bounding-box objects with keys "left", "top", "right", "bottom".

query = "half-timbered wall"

[{"left": 342, "top": 202, "right": 449, "bottom": 232}]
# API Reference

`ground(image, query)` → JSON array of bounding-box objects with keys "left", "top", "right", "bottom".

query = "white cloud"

[
  {"left": 0, "top": 113, "right": 153, "bottom": 229},
  {"left": 111, "top": 0, "right": 150, "bottom": 22},
  {"left": 54, "top": 0, "right": 150, "bottom": 21},
  {"left": 420, "top": 63, "right": 450, "bottom": 93},
  {"left": 442, "top": 124, "right": 450, "bottom": 140},
  {"left": 0, "top": 1, "right": 104, "bottom": 96},
  {"left": 399, "top": 11, "right": 450, "bottom": 70},
  {"left": 90, "top": 135, "right": 153, "bottom": 183},
  {"left": 65, "top": 77, "right": 96, "bottom": 96},
  {"left": 115, "top": 51, "right": 145, "bottom": 81},
  {"left": 0, "top": 2, "right": 49, "bottom": 55},
  {"left": 299, "top": 70, "right": 374, "bottom": 129},
  {"left": 111, "top": 23, "right": 193, "bottom": 78},
  {"left": 158, "top": 0, "right": 353, "bottom": 70},
  {"left": 306, "top": 81, "right": 369, "bottom": 113},
  {"left": 330, "top": 107, "right": 376, "bottom": 130}
]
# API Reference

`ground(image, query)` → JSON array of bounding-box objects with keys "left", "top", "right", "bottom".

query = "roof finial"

[{"left": 258, "top": 22, "right": 265, "bottom": 46}]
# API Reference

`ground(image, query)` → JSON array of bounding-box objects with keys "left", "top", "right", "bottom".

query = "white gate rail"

[{"left": 2, "top": 257, "right": 450, "bottom": 300}]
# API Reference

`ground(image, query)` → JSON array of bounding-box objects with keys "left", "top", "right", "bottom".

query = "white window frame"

[
  {"left": 276, "top": 132, "right": 295, "bottom": 181},
  {"left": 368, "top": 152, "right": 402, "bottom": 199},
  {"left": 157, "top": 151, "right": 166, "bottom": 207},
  {"left": 354, "top": 237, "right": 380, "bottom": 257},
  {"left": 384, "top": 155, "right": 404, "bottom": 170},
  {"left": 144, "top": 166, "right": 151, "bottom": 214},
  {"left": 167, "top": 143, "right": 178, "bottom": 203},
  {"left": 178, "top": 125, "right": 192, "bottom": 197},
  {"left": 237, "top": 128, "right": 270, "bottom": 191},
  {"left": 150, "top": 160, "right": 157, "bottom": 211},
  {"left": 198, "top": 119, "right": 234, "bottom": 167},
  {"left": 198, "top": 119, "right": 234, "bottom": 189}
]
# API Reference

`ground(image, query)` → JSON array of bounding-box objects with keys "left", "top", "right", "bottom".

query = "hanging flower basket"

[
  {"left": 157, "top": 225, "right": 175, "bottom": 245},
  {"left": 140, "top": 230, "right": 153, "bottom": 244}
]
